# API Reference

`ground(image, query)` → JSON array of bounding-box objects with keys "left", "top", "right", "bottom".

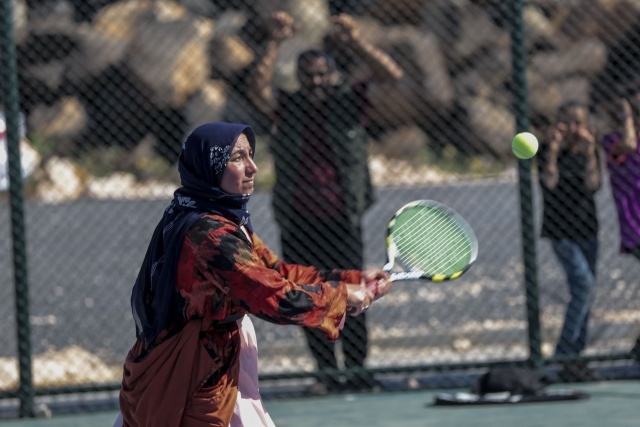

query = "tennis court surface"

[{"left": 1, "top": 380, "right": 638, "bottom": 427}]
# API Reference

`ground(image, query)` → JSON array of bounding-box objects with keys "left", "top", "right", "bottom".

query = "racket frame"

[{"left": 383, "top": 200, "right": 478, "bottom": 282}]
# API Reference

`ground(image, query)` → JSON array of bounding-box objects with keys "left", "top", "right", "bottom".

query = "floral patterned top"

[
  {"left": 172, "top": 213, "right": 357, "bottom": 383},
  {"left": 174, "top": 213, "right": 357, "bottom": 335},
  {"left": 121, "top": 214, "right": 360, "bottom": 426}
]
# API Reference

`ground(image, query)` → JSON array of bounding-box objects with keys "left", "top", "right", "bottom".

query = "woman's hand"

[
  {"left": 345, "top": 269, "right": 392, "bottom": 316},
  {"left": 346, "top": 283, "right": 374, "bottom": 316},
  {"left": 361, "top": 269, "right": 392, "bottom": 301}
]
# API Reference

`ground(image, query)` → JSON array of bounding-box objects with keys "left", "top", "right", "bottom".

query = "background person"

[
  {"left": 537, "top": 100, "right": 603, "bottom": 381},
  {"left": 600, "top": 83, "right": 640, "bottom": 360},
  {"left": 246, "top": 10, "right": 404, "bottom": 394},
  {"left": 117, "top": 122, "right": 391, "bottom": 427}
]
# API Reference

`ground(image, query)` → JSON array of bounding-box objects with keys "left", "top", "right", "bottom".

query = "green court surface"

[{"left": 1, "top": 381, "right": 638, "bottom": 427}]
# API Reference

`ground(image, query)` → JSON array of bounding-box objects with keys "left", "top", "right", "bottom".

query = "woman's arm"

[{"left": 182, "top": 218, "right": 370, "bottom": 339}]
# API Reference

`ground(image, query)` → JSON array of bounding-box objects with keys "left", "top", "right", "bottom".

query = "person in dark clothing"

[
  {"left": 538, "top": 101, "right": 603, "bottom": 382},
  {"left": 247, "top": 11, "right": 404, "bottom": 393}
]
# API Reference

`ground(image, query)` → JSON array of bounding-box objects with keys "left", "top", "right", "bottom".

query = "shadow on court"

[{"left": 1, "top": 380, "right": 638, "bottom": 427}]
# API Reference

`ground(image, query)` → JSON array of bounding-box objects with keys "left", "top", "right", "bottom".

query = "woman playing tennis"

[{"left": 116, "top": 122, "right": 391, "bottom": 427}]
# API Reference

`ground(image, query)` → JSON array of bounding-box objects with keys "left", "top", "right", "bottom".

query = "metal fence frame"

[{"left": 1, "top": 0, "right": 636, "bottom": 418}]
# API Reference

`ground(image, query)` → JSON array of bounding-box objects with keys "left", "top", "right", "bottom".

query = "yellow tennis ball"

[{"left": 512, "top": 132, "right": 539, "bottom": 159}]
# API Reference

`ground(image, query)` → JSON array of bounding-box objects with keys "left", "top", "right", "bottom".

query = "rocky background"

[{"left": 4, "top": 0, "right": 640, "bottom": 200}]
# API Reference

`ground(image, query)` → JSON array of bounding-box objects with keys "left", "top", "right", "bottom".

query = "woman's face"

[{"left": 220, "top": 134, "right": 258, "bottom": 196}]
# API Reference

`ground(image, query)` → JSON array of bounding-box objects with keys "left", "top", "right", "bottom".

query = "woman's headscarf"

[{"left": 131, "top": 122, "right": 256, "bottom": 345}]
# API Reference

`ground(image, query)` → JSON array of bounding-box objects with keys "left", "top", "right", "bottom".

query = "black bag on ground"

[
  {"left": 432, "top": 366, "right": 588, "bottom": 406},
  {"left": 471, "top": 366, "right": 548, "bottom": 396}
]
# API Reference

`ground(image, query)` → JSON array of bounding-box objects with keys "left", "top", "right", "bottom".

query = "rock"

[
  {"left": 209, "top": 34, "right": 255, "bottom": 78},
  {"left": 374, "top": 125, "right": 430, "bottom": 160},
  {"left": 463, "top": 95, "right": 515, "bottom": 158},
  {"left": 23, "top": 61, "right": 66, "bottom": 92},
  {"left": 92, "top": 0, "right": 152, "bottom": 43},
  {"left": 558, "top": 0, "right": 640, "bottom": 45},
  {"left": 452, "top": 3, "right": 508, "bottom": 61},
  {"left": 183, "top": 80, "right": 229, "bottom": 130},
  {"left": 12, "top": 0, "right": 29, "bottom": 42},
  {"left": 127, "top": 16, "right": 214, "bottom": 108},
  {"left": 530, "top": 38, "right": 608, "bottom": 79},
  {"left": 387, "top": 26, "right": 455, "bottom": 109},
  {"left": 35, "top": 156, "right": 85, "bottom": 202},
  {"left": 64, "top": 23, "right": 129, "bottom": 83},
  {"left": 528, "top": 74, "right": 591, "bottom": 119},
  {"left": 27, "top": 97, "right": 87, "bottom": 155}
]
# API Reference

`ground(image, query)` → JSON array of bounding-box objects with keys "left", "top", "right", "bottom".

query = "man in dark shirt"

[{"left": 247, "top": 11, "right": 404, "bottom": 393}]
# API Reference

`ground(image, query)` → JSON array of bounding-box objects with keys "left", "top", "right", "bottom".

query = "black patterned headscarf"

[{"left": 131, "top": 122, "right": 256, "bottom": 345}]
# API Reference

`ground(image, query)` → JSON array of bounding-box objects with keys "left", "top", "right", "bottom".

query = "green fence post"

[
  {"left": 509, "top": 0, "right": 543, "bottom": 368},
  {"left": 0, "top": 0, "right": 35, "bottom": 417}
]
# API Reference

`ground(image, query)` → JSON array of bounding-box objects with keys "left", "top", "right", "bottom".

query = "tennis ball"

[{"left": 512, "top": 132, "right": 538, "bottom": 159}]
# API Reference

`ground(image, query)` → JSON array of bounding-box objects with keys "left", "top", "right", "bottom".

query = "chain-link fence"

[{"left": 2, "top": 0, "right": 640, "bottom": 418}]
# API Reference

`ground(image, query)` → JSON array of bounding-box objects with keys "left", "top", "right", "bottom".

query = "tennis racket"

[{"left": 378, "top": 199, "right": 478, "bottom": 283}]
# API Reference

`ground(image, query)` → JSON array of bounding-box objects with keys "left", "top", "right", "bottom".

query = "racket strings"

[
  {"left": 400, "top": 212, "right": 469, "bottom": 270},
  {"left": 395, "top": 219, "right": 468, "bottom": 273},
  {"left": 391, "top": 208, "right": 471, "bottom": 274},
  {"left": 416, "top": 219, "right": 471, "bottom": 271},
  {"left": 399, "top": 225, "right": 467, "bottom": 273}
]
